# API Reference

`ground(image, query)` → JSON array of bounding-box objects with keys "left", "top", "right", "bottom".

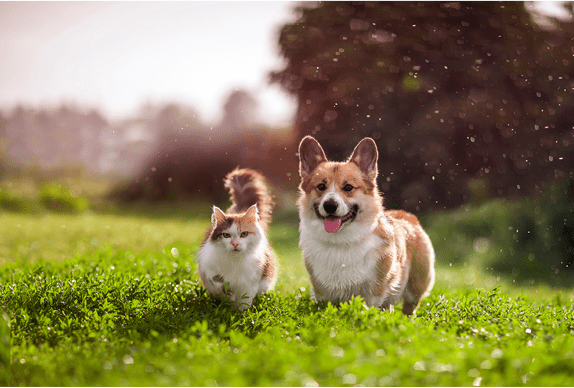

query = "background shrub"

[
  {"left": 0, "top": 187, "right": 27, "bottom": 212},
  {"left": 424, "top": 178, "right": 574, "bottom": 286},
  {"left": 39, "top": 184, "right": 89, "bottom": 213}
]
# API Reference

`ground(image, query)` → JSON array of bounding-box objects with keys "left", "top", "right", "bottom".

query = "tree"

[
  {"left": 0, "top": 110, "right": 6, "bottom": 175},
  {"left": 111, "top": 93, "right": 298, "bottom": 202},
  {"left": 271, "top": 1, "right": 574, "bottom": 211},
  {"left": 219, "top": 89, "right": 258, "bottom": 131}
]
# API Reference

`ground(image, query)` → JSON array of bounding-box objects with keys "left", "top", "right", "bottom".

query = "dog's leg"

[
  {"left": 401, "top": 292, "right": 417, "bottom": 316},
  {"left": 403, "top": 234, "right": 435, "bottom": 315},
  {"left": 305, "top": 258, "right": 329, "bottom": 302}
]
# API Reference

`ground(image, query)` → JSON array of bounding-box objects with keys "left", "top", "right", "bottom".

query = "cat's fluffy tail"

[{"left": 224, "top": 168, "right": 273, "bottom": 228}]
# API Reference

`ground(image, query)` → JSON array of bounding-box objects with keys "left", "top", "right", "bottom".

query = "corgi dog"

[{"left": 297, "top": 136, "right": 435, "bottom": 315}]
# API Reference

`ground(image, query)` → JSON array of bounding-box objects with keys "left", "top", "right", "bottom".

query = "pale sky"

[
  {"left": 0, "top": 1, "right": 298, "bottom": 125},
  {"left": 1, "top": 1, "right": 569, "bottom": 126}
]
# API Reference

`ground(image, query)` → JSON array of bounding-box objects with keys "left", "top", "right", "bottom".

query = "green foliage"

[
  {"left": 2, "top": 256, "right": 574, "bottom": 386},
  {"left": 0, "top": 310, "right": 9, "bottom": 386},
  {"left": 1, "top": 206, "right": 573, "bottom": 386},
  {"left": 0, "top": 187, "right": 27, "bottom": 212},
  {"left": 39, "top": 183, "right": 89, "bottom": 213},
  {"left": 467, "top": 178, "right": 490, "bottom": 206},
  {"left": 0, "top": 179, "right": 96, "bottom": 214},
  {"left": 424, "top": 179, "right": 574, "bottom": 286}
]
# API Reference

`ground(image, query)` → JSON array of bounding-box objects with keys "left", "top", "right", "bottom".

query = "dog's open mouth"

[{"left": 314, "top": 204, "right": 358, "bottom": 233}]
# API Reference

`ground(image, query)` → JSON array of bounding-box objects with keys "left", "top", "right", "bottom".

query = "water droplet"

[
  {"left": 491, "top": 349, "right": 503, "bottom": 358},
  {"left": 331, "top": 346, "right": 344, "bottom": 357},
  {"left": 414, "top": 361, "right": 426, "bottom": 371},
  {"left": 122, "top": 355, "right": 134, "bottom": 365},
  {"left": 342, "top": 373, "right": 356, "bottom": 385}
]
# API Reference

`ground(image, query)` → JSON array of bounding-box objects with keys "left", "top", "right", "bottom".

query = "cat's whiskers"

[{"left": 196, "top": 168, "right": 278, "bottom": 310}]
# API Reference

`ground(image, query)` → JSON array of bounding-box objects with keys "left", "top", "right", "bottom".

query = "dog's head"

[{"left": 298, "top": 136, "right": 382, "bottom": 234}]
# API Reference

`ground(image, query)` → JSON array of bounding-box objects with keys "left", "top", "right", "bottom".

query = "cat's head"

[{"left": 210, "top": 204, "right": 262, "bottom": 253}]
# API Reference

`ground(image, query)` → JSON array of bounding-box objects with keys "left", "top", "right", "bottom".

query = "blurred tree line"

[
  {"left": 271, "top": 1, "right": 574, "bottom": 211},
  {"left": 2, "top": 2, "right": 573, "bottom": 215},
  {"left": 110, "top": 90, "right": 296, "bottom": 202},
  {"left": 0, "top": 90, "right": 297, "bottom": 205},
  {"left": 0, "top": 105, "right": 108, "bottom": 171}
]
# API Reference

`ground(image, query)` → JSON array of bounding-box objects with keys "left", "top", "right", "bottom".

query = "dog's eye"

[
  {"left": 240, "top": 231, "right": 249, "bottom": 238},
  {"left": 317, "top": 183, "right": 327, "bottom": 191},
  {"left": 343, "top": 184, "right": 354, "bottom": 192},
  {"left": 222, "top": 233, "right": 231, "bottom": 238}
]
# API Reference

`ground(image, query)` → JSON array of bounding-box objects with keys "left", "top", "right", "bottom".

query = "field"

[{"left": 1, "top": 196, "right": 574, "bottom": 386}]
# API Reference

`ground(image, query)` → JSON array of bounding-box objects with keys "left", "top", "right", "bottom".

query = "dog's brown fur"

[{"left": 297, "top": 136, "right": 435, "bottom": 315}]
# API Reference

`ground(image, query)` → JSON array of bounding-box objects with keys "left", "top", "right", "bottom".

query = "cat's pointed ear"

[
  {"left": 243, "top": 204, "right": 259, "bottom": 223},
  {"left": 211, "top": 206, "right": 227, "bottom": 225}
]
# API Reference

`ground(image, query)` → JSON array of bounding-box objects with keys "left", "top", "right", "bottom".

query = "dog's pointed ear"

[
  {"left": 349, "top": 137, "right": 378, "bottom": 180},
  {"left": 298, "top": 136, "right": 327, "bottom": 178}
]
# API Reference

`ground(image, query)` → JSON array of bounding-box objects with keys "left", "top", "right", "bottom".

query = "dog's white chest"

[{"left": 300, "top": 225, "right": 384, "bottom": 296}]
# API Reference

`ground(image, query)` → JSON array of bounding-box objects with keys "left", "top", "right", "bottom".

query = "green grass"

[{"left": 1, "top": 201, "right": 574, "bottom": 386}]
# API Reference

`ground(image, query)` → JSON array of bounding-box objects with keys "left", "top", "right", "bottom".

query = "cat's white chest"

[{"left": 198, "top": 242, "right": 262, "bottom": 286}]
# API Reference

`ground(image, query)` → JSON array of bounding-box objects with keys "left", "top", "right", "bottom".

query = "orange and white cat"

[
  {"left": 297, "top": 136, "right": 435, "bottom": 315},
  {"left": 196, "top": 168, "right": 277, "bottom": 310}
]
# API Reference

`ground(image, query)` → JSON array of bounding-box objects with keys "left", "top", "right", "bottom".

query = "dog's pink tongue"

[{"left": 324, "top": 216, "right": 342, "bottom": 233}]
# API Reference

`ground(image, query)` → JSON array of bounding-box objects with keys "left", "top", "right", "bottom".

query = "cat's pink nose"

[{"left": 231, "top": 241, "right": 239, "bottom": 248}]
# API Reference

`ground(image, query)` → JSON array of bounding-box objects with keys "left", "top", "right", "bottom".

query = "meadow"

[{"left": 1, "top": 181, "right": 573, "bottom": 386}]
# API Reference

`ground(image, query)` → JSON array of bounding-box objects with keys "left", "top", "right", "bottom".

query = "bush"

[
  {"left": 537, "top": 178, "right": 574, "bottom": 271},
  {"left": 39, "top": 184, "right": 89, "bottom": 213},
  {"left": 0, "top": 187, "right": 27, "bottom": 212},
  {"left": 0, "top": 309, "right": 8, "bottom": 386},
  {"left": 424, "top": 178, "right": 574, "bottom": 286}
]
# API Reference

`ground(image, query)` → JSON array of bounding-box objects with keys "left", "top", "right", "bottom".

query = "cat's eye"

[
  {"left": 343, "top": 184, "right": 354, "bottom": 192},
  {"left": 317, "top": 183, "right": 327, "bottom": 191},
  {"left": 240, "top": 231, "right": 249, "bottom": 238},
  {"left": 222, "top": 233, "right": 231, "bottom": 238}
]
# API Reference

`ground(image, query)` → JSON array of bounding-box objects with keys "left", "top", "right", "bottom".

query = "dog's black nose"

[{"left": 323, "top": 200, "right": 338, "bottom": 215}]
